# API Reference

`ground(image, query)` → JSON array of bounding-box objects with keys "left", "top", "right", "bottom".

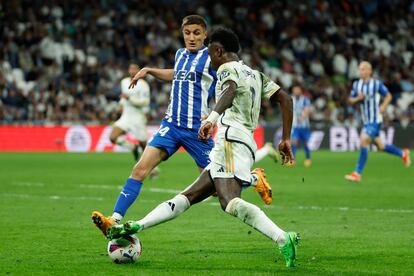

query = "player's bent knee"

[{"left": 109, "top": 135, "right": 117, "bottom": 144}]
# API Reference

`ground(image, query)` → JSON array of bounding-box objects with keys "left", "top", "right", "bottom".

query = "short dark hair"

[
  {"left": 181, "top": 15, "right": 207, "bottom": 29},
  {"left": 209, "top": 27, "right": 240, "bottom": 53}
]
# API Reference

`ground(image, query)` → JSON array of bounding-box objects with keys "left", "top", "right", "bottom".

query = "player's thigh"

[
  {"left": 214, "top": 178, "right": 242, "bottom": 210},
  {"left": 373, "top": 137, "right": 385, "bottom": 150},
  {"left": 302, "top": 128, "right": 311, "bottom": 143},
  {"left": 147, "top": 121, "right": 180, "bottom": 161},
  {"left": 291, "top": 129, "right": 299, "bottom": 145},
  {"left": 360, "top": 133, "right": 372, "bottom": 147},
  {"left": 131, "top": 146, "right": 167, "bottom": 179},
  {"left": 180, "top": 130, "right": 214, "bottom": 169},
  {"left": 110, "top": 126, "right": 126, "bottom": 142},
  {"left": 181, "top": 170, "right": 215, "bottom": 205}
]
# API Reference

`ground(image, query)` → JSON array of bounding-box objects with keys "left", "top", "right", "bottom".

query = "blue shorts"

[
  {"left": 363, "top": 123, "right": 381, "bottom": 138},
  {"left": 291, "top": 127, "right": 311, "bottom": 143},
  {"left": 148, "top": 119, "right": 214, "bottom": 169}
]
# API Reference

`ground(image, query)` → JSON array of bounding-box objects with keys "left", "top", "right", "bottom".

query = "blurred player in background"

[
  {"left": 108, "top": 28, "right": 299, "bottom": 268},
  {"left": 291, "top": 85, "right": 312, "bottom": 167},
  {"left": 345, "top": 61, "right": 411, "bottom": 182},
  {"left": 110, "top": 62, "right": 149, "bottom": 161},
  {"left": 92, "top": 15, "right": 273, "bottom": 237}
]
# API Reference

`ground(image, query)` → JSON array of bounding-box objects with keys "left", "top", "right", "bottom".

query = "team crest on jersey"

[{"left": 218, "top": 70, "right": 230, "bottom": 81}]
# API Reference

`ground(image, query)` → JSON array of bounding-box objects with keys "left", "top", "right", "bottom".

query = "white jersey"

[
  {"left": 120, "top": 77, "right": 150, "bottom": 117},
  {"left": 215, "top": 61, "right": 280, "bottom": 133},
  {"left": 115, "top": 77, "right": 150, "bottom": 140},
  {"left": 207, "top": 61, "right": 281, "bottom": 184}
]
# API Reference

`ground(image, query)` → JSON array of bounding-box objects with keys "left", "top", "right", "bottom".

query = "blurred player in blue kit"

[
  {"left": 291, "top": 85, "right": 312, "bottom": 167},
  {"left": 345, "top": 61, "right": 411, "bottom": 182}
]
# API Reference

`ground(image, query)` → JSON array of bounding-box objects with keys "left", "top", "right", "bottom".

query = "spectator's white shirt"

[
  {"left": 333, "top": 53, "right": 347, "bottom": 74},
  {"left": 120, "top": 77, "right": 150, "bottom": 117}
]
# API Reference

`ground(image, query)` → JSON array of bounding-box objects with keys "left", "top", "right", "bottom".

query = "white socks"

[
  {"left": 225, "top": 197, "right": 286, "bottom": 246},
  {"left": 136, "top": 194, "right": 190, "bottom": 231},
  {"left": 255, "top": 144, "right": 271, "bottom": 162},
  {"left": 115, "top": 135, "right": 135, "bottom": 150}
]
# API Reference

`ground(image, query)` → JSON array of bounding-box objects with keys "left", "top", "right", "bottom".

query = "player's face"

[
  {"left": 182, "top": 24, "right": 207, "bottom": 52},
  {"left": 128, "top": 64, "right": 139, "bottom": 78},
  {"left": 359, "top": 63, "right": 372, "bottom": 80},
  {"left": 207, "top": 43, "right": 223, "bottom": 70},
  {"left": 292, "top": 86, "right": 302, "bottom": 97}
]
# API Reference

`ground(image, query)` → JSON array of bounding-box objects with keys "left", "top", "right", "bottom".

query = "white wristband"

[{"left": 206, "top": 111, "right": 220, "bottom": 124}]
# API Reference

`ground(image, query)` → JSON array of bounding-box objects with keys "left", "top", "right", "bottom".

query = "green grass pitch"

[{"left": 0, "top": 151, "right": 413, "bottom": 275}]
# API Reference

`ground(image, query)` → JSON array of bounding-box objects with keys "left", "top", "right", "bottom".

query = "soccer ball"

[{"left": 107, "top": 235, "right": 142, "bottom": 263}]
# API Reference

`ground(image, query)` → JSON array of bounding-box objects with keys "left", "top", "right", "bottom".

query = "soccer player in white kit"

[
  {"left": 108, "top": 28, "right": 299, "bottom": 268},
  {"left": 110, "top": 62, "right": 150, "bottom": 161}
]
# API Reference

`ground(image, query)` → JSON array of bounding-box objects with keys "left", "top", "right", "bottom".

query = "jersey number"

[{"left": 158, "top": 126, "right": 170, "bottom": 137}]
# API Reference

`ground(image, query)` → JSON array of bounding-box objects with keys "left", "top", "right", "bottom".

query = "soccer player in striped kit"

[
  {"left": 345, "top": 61, "right": 411, "bottom": 182},
  {"left": 92, "top": 15, "right": 273, "bottom": 236},
  {"left": 291, "top": 85, "right": 312, "bottom": 167}
]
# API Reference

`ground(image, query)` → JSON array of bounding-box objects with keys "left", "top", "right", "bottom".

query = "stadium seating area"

[{"left": 1, "top": 0, "right": 414, "bottom": 126}]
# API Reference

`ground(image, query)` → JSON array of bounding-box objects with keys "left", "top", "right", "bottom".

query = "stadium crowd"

[{"left": 1, "top": 0, "right": 414, "bottom": 127}]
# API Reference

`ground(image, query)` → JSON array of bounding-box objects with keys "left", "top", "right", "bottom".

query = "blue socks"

[
  {"left": 292, "top": 144, "right": 297, "bottom": 158},
  {"left": 304, "top": 145, "right": 311, "bottom": 160},
  {"left": 384, "top": 144, "right": 403, "bottom": 157},
  {"left": 113, "top": 178, "right": 143, "bottom": 216},
  {"left": 356, "top": 147, "right": 368, "bottom": 174}
]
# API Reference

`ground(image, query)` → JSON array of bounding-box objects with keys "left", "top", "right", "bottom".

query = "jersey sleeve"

[
  {"left": 303, "top": 97, "right": 310, "bottom": 107},
  {"left": 260, "top": 72, "right": 280, "bottom": 100},
  {"left": 217, "top": 63, "right": 239, "bottom": 90},
  {"left": 120, "top": 78, "right": 129, "bottom": 94},
  {"left": 378, "top": 80, "right": 389, "bottom": 96}
]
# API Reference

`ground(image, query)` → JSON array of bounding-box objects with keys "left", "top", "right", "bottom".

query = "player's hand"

[
  {"left": 198, "top": 121, "right": 214, "bottom": 143},
  {"left": 278, "top": 139, "right": 295, "bottom": 166},
  {"left": 357, "top": 93, "right": 365, "bottom": 101},
  {"left": 120, "top": 94, "right": 128, "bottom": 99},
  {"left": 129, "top": 68, "right": 148, "bottom": 89},
  {"left": 379, "top": 105, "right": 386, "bottom": 114}
]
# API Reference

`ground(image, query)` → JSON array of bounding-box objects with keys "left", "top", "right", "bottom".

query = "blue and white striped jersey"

[
  {"left": 292, "top": 95, "right": 310, "bottom": 128},
  {"left": 351, "top": 78, "right": 389, "bottom": 124},
  {"left": 165, "top": 46, "right": 216, "bottom": 130}
]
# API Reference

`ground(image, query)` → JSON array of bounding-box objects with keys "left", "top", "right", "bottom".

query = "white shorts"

[
  {"left": 206, "top": 126, "right": 256, "bottom": 184},
  {"left": 114, "top": 114, "right": 147, "bottom": 141}
]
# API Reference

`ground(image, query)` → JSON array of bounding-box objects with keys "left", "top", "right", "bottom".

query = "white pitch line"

[
  {"left": 1, "top": 193, "right": 104, "bottom": 201},
  {"left": 206, "top": 202, "right": 413, "bottom": 214},
  {"left": 147, "top": 188, "right": 181, "bottom": 194},
  {"left": 80, "top": 184, "right": 123, "bottom": 190},
  {"left": 12, "top": 181, "right": 45, "bottom": 187},
  {"left": 79, "top": 184, "right": 181, "bottom": 194}
]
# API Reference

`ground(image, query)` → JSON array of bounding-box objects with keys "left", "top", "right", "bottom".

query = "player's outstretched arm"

[
  {"left": 198, "top": 80, "right": 237, "bottom": 142},
  {"left": 270, "top": 89, "right": 295, "bottom": 165},
  {"left": 129, "top": 68, "right": 174, "bottom": 89}
]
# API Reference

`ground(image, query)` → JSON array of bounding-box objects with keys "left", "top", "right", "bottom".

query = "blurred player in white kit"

[{"left": 110, "top": 62, "right": 150, "bottom": 161}]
